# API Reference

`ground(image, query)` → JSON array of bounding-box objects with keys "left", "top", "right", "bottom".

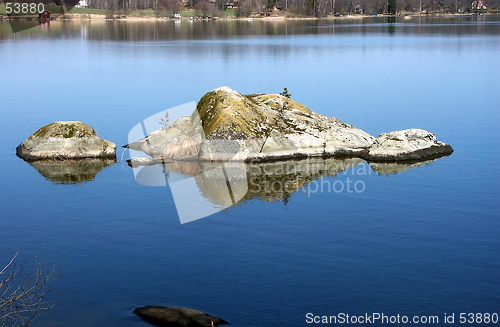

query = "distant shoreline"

[{"left": 1, "top": 11, "right": 498, "bottom": 22}]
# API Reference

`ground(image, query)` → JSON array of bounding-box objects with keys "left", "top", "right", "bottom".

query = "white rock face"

[
  {"left": 125, "top": 116, "right": 203, "bottom": 161},
  {"left": 162, "top": 86, "right": 375, "bottom": 161},
  {"left": 17, "top": 121, "right": 116, "bottom": 161},
  {"left": 126, "top": 88, "right": 453, "bottom": 163},
  {"left": 363, "top": 129, "right": 453, "bottom": 161}
]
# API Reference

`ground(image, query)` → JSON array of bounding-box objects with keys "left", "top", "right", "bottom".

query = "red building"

[
  {"left": 38, "top": 10, "right": 51, "bottom": 20},
  {"left": 471, "top": 0, "right": 487, "bottom": 10}
]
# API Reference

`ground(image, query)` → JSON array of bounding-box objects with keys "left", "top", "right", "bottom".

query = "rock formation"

[
  {"left": 126, "top": 87, "right": 375, "bottom": 162},
  {"left": 17, "top": 121, "right": 116, "bottom": 161},
  {"left": 126, "top": 87, "right": 453, "bottom": 163},
  {"left": 363, "top": 129, "right": 453, "bottom": 162}
]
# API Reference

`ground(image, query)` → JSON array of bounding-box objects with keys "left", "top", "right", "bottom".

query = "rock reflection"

[
  {"left": 369, "top": 158, "right": 436, "bottom": 175},
  {"left": 138, "top": 157, "right": 366, "bottom": 206},
  {"left": 128, "top": 155, "right": 445, "bottom": 223},
  {"left": 29, "top": 158, "right": 116, "bottom": 184},
  {"left": 244, "top": 158, "right": 365, "bottom": 202}
]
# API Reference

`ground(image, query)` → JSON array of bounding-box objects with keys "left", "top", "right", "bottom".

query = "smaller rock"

[
  {"left": 16, "top": 121, "right": 116, "bottom": 161},
  {"left": 133, "top": 306, "right": 229, "bottom": 327},
  {"left": 363, "top": 129, "right": 453, "bottom": 162}
]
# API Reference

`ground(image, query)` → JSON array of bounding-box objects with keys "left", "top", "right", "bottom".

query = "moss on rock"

[
  {"left": 193, "top": 86, "right": 376, "bottom": 161},
  {"left": 30, "top": 121, "right": 96, "bottom": 140},
  {"left": 127, "top": 87, "right": 452, "bottom": 163},
  {"left": 17, "top": 121, "right": 116, "bottom": 161}
]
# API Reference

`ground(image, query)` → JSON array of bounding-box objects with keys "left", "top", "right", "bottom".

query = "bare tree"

[
  {"left": 84, "top": 0, "right": 500, "bottom": 14},
  {"left": 237, "top": 0, "right": 254, "bottom": 16},
  {"left": 194, "top": 0, "right": 215, "bottom": 15},
  {"left": 316, "top": 0, "right": 329, "bottom": 15},
  {"left": 1, "top": 253, "right": 62, "bottom": 327},
  {"left": 157, "top": 0, "right": 183, "bottom": 14}
]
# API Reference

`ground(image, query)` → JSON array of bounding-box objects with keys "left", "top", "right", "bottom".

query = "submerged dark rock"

[{"left": 133, "top": 306, "right": 229, "bottom": 327}]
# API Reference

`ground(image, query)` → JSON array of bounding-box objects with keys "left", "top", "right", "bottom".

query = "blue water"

[{"left": 0, "top": 17, "right": 499, "bottom": 326}]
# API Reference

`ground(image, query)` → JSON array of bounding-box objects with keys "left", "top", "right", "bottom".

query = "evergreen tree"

[{"left": 388, "top": 0, "right": 396, "bottom": 14}]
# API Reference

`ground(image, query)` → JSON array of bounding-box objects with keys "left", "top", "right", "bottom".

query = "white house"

[{"left": 75, "top": 0, "right": 88, "bottom": 8}]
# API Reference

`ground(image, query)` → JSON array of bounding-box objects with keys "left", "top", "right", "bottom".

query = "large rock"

[
  {"left": 363, "top": 129, "right": 453, "bottom": 162},
  {"left": 197, "top": 87, "right": 375, "bottom": 161},
  {"left": 125, "top": 87, "right": 453, "bottom": 163},
  {"left": 133, "top": 306, "right": 229, "bottom": 327},
  {"left": 126, "top": 87, "right": 375, "bottom": 162},
  {"left": 125, "top": 116, "right": 203, "bottom": 161},
  {"left": 17, "top": 121, "right": 116, "bottom": 161}
]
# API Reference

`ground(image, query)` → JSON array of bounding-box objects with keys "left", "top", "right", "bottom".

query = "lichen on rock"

[
  {"left": 17, "top": 121, "right": 116, "bottom": 161},
  {"left": 193, "top": 87, "right": 375, "bottom": 161},
  {"left": 126, "top": 87, "right": 453, "bottom": 163}
]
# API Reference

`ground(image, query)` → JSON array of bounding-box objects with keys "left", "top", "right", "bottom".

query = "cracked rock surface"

[
  {"left": 126, "top": 87, "right": 452, "bottom": 163},
  {"left": 363, "top": 129, "right": 453, "bottom": 162},
  {"left": 17, "top": 121, "right": 116, "bottom": 161}
]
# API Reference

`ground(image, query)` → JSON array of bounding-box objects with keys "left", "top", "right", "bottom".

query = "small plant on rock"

[
  {"left": 280, "top": 87, "right": 291, "bottom": 99},
  {"left": 159, "top": 112, "right": 170, "bottom": 130}
]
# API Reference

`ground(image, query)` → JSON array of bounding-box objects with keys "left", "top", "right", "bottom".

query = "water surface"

[{"left": 0, "top": 16, "right": 499, "bottom": 326}]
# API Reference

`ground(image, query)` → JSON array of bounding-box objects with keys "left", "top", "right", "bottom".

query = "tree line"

[{"left": 83, "top": 0, "right": 500, "bottom": 17}]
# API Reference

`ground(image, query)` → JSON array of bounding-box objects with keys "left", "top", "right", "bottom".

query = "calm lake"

[{"left": 0, "top": 15, "right": 499, "bottom": 326}]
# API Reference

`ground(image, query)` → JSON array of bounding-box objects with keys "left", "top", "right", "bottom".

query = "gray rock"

[
  {"left": 126, "top": 88, "right": 453, "bottom": 163},
  {"left": 17, "top": 121, "right": 116, "bottom": 161},
  {"left": 133, "top": 306, "right": 229, "bottom": 327},
  {"left": 198, "top": 87, "right": 375, "bottom": 161},
  {"left": 363, "top": 129, "right": 453, "bottom": 162},
  {"left": 125, "top": 87, "right": 375, "bottom": 162},
  {"left": 124, "top": 116, "right": 203, "bottom": 161}
]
